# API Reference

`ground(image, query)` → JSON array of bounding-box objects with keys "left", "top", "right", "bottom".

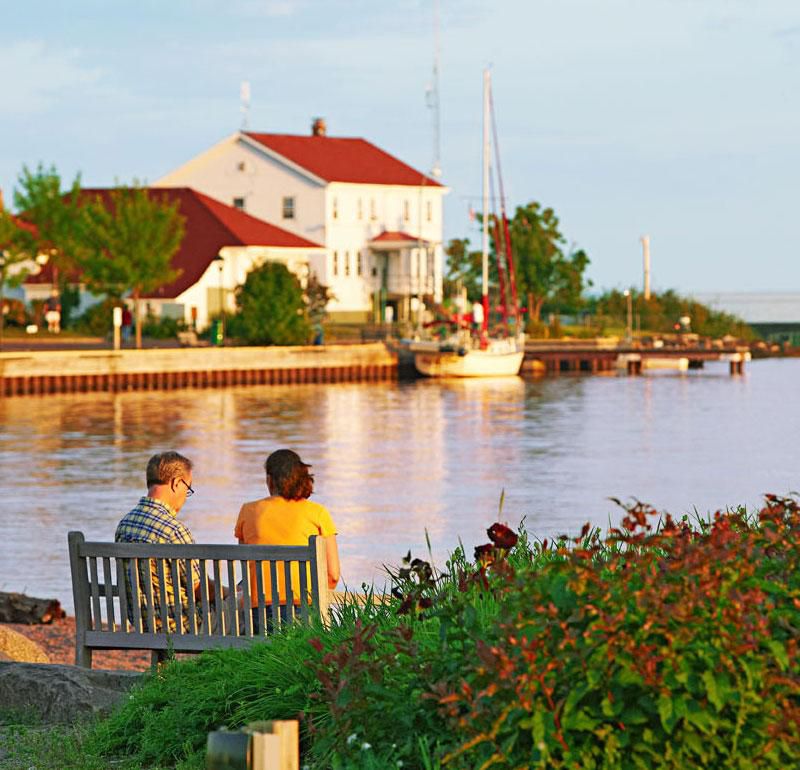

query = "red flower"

[{"left": 487, "top": 523, "right": 518, "bottom": 549}]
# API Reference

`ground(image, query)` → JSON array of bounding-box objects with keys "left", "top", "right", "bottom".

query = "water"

[{"left": 1, "top": 358, "right": 797, "bottom": 612}]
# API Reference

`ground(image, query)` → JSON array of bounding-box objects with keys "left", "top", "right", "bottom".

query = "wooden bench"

[{"left": 68, "top": 531, "right": 329, "bottom": 669}]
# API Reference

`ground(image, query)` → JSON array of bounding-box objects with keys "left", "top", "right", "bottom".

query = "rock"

[
  {"left": 0, "top": 592, "right": 65, "bottom": 624},
  {"left": 0, "top": 663, "right": 142, "bottom": 723},
  {"left": 0, "top": 626, "right": 49, "bottom": 663}
]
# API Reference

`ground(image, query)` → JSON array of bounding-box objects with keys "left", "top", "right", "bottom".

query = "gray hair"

[{"left": 146, "top": 451, "right": 193, "bottom": 487}]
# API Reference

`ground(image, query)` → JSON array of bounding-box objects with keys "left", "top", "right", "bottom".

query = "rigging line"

[
  {"left": 488, "top": 84, "right": 520, "bottom": 329},
  {"left": 489, "top": 164, "right": 509, "bottom": 330}
]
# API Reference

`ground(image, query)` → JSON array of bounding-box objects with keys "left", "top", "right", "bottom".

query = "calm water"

[{"left": 1, "top": 358, "right": 798, "bottom": 612}]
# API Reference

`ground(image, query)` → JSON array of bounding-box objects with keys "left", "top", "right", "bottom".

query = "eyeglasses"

[{"left": 179, "top": 478, "right": 195, "bottom": 497}]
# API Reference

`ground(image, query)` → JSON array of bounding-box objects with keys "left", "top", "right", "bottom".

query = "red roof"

[
  {"left": 369, "top": 230, "right": 427, "bottom": 244},
  {"left": 25, "top": 188, "right": 322, "bottom": 299},
  {"left": 243, "top": 132, "right": 443, "bottom": 188}
]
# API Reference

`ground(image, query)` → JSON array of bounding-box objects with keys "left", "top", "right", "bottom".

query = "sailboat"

[{"left": 414, "top": 69, "right": 525, "bottom": 378}]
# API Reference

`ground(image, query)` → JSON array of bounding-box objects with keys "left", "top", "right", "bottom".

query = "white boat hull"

[{"left": 414, "top": 348, "right": 524, "bottom": 378}]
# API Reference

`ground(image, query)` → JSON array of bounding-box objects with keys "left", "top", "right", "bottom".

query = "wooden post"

[{"left": 68, "top": 531, "right": 93, "bottom": 668}]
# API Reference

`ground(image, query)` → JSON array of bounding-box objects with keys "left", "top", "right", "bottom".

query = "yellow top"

[{"left": 234, "top": 496, "right": 337, "bottom": 606}]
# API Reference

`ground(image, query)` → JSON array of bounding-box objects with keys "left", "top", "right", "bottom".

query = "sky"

[{"left": 2, "top": 0, "right": 799, "bottom": 294}]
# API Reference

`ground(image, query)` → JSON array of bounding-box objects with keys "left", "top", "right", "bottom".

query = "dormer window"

[
  {"left": 233, "top": 197, "right": 245, "bottom": 210},
  {"left": 282, "top": 196, "right": 295, "bottom": 219}
]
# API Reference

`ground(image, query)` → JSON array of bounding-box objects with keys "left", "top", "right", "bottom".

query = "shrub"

[{"left": 228, "top": 262, "right": 310, "bottom": 345}]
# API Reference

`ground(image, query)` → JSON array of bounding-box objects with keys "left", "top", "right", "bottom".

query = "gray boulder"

[{"left": 0, "top": 663, "right": 142, "bottom": 723}]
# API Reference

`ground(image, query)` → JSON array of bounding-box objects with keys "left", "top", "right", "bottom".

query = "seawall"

[{"left": 0, "top": 343, "right": 397, "bottom": 397}]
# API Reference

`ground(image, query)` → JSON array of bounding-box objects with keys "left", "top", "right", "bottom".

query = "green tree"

[
  {"left": 13, "top": 163, "right": 82, "bottom": 280},
  {"left": 509, "top": 201, "right": 591, "bottom": 324},
  {"left": 231, "top": 262, "right": 310, "bottom": 345},
  {"left": 0, "top": 212, "right": 36, "bottom": 349},
  {"left": 443, "top": 237, "right": 482, "bottom": 301},
  {"left": 78, "top": 185, "right": 185, "bottom": 348}
]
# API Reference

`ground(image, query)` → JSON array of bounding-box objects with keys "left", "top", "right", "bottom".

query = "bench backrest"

[{"left": 68, "top": 531, "right": 329, "bottom": 666}]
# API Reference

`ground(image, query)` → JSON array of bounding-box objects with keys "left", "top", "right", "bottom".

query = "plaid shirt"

[{"left": 115, "top": 497, "right": 200, "bottom": 633}]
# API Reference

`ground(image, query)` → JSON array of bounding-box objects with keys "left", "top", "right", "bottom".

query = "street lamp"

[
  {"left": 213, "top": 253, "right": 224, "bottom": 345},
  {"left": 623, "top": 289, "right": 633, "bottom": 344}
]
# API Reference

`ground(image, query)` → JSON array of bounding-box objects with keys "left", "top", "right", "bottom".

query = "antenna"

[
  {"left": 240, "top": 81, "right": 251, "bottom": 130},
  {"left": 641, "top": 234, "right": 651, "bottom": 300},
  {"left": 425, "top": 0, "right": 442, "bottom": 178}
]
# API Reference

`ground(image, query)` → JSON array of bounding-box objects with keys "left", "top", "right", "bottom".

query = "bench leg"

[
  {"left": 76, "top": 646, "right": 93, "bottom": 669},
  {"left": 150, "top": 650, "right": 167, "bottom": 670}
]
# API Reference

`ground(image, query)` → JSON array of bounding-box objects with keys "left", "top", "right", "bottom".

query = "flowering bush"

[{"left": 311, "top": 498, "right": 800, "bottom": 768}]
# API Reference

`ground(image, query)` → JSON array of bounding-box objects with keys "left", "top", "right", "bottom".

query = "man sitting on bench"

[{"left": 115, "top": 451, "right": 202, "bottom": 632}]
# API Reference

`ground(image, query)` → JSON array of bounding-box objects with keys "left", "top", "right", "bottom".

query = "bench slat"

[
  {"left": 130, "top": 558, "right": 143, "bottom": 634},
  {"left": 198, "top": 560, "right": 211, "bottom": 634},
  {"left": 88, "top": 558, "right": 102, "bottom": 631},
  {"left": 299, "top": 559, "right": 309, "bottom": 625},
  {"left": 142, "top": 560, "right": 156, "bottom": 633},
  {"left": 102, "top": 557, "right": 115, "bottom": 632},
  {"left": 240, "top": 560, "right": 252, "bottom": 636},
  {"left": 226, "top": 559, "right": 238, "bottom": 638},
  {"left": 255, "top": 560, "right": 266, "bottom": 636},
  {"left": 284, "top": 560, "right": 294, "bottom": 628},
  {"left": 213, "top": 559, "right": 224, "bottom": 636},
  {"left": 184, "top": 558, "right": 197, "bottom": 635},
  {"left": 169, "top": 558, "right": 184, "bottom": 636},
  {"left": 269, "top": 560, "right": 280, "bottom": 633},
  {"left": 155, "top": 559, "right": 169, "bottom": 632},
  {"left": 115, "top": 558, "right": 129, "bottom": 633},
  {"left": 79, "top": 541, "right": 313, "bottom": 561}
]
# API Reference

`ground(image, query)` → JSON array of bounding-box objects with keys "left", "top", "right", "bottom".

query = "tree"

[
  {"left": 508, "top": 201, "right": 591, "bottom": 325},
  {"left": 78, "top": 185, "right": 185, "bottom": 348},
  {"left": 304, "top": 272, "right": 335, "bottom": 325},
  {"left": 443, "top": 238, "right": 482, "bottom": 301},
  {"left": 13, "top": 163, "right": 82, "bottom": 280},
  {"left": 230, "top": 262, "right": 310, "bottom": 346},
  {"left": 0, "top": 212, "right": 35, "bottom": 349}
]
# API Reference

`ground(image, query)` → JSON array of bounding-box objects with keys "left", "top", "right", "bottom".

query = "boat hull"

[{"left": 414, "top": 349, "right": 524, "bottom": 378}]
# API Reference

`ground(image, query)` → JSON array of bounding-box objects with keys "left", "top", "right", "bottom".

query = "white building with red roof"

[
  {"left": 22, "top": 187, "right": 325, "bottom": 330},
  {"left": 155, "top": 119, "right": 448, "bottom": 323}
]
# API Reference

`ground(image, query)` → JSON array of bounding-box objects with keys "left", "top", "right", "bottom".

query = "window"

[
  {"left": 357, "top": 251, "right": 363, "bottom": 276},
  {"left": 332, "top": 251, "right": 339, "bottom": 277},
  {"left": 370, "top": 198, "right": 376, "bottom": 220},
  {"left": 357, "top": 198, "right": 363, "bottom": 220},
  {"left": 237, "top": 161, "right": 246, "bottom": 172},
  {"left": 233, "top": 197, "right": 245, "bottom": 210},
  {"left": 282, "top": 196, "right": 295, "bottom": 219},
  {"left": 344, "top": 251, "right": 350, "bottom": 276},
  {"left": 403, "top": 200, "right": 410, "bottom": 222},
  {"left": 426, "top": 201, "right": 432, "bottom": 222},
  {"left": 332, "top": 197, "right": 338, "bottom": 219}
]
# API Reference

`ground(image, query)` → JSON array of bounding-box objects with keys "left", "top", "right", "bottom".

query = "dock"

[{"left": 524, "top": 340, "right": 751, "bottom": 376}]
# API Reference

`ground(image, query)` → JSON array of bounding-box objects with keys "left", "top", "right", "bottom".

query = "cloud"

[{"left": 0, "top": 40, "right": 102, "bottom": 118}]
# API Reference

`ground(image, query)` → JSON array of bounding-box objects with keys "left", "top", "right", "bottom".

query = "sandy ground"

[{"left": 6, "top": 617, "right": 151, "bottom": 671}]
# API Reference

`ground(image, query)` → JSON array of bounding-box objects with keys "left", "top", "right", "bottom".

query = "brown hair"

[
  {"left": 146, "top": 451, "right": 192, "bottom": 487},
  {"left": 265, "top": 449, "right": 314, "bottom": 501}
]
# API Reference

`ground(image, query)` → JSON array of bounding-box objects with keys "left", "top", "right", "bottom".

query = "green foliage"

[
  {"left": 509, "top": 201, "right": 591, "bottom": 323},
  {"left": 12, "top": 163, "right": 82, "bottom": 272},
  {"left": 0, "top": 210, "right": 36, "bottom": 345},
  {"left": 443, "top": 237, "right": 482, "bottom": 301},
  {"left": 141, "top": 314, "right": 185, "bottom": 339},
  {"left": 304, "top": 271, "right": 335, "bottom": 324},
  {"left": 87, "top": 498, "right": 800, "bottom": 769},
  {"left": 77, "top": 184, "right": 185, "bottom": 348},
  {"left": 228, "top": 261, "right": 311, "bottom": 345},
  {"left": 72, "top": 299, "right": 119, "bottom": 337},
  {"left": 590, "top": 289, "right": 757, "bottom": 340}
]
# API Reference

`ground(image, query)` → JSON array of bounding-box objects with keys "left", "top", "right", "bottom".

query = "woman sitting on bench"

[{"left": 234, "top": 449, "right": 340, "bottom": 631}]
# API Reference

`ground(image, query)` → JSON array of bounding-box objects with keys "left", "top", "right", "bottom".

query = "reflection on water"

[{"left": 1, "top": 358, "right": 798, "bottom": 611}]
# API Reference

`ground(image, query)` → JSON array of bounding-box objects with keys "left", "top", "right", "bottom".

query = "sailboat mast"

[{"left": 481, "top": 69, "right": 491, "bottom": 343}]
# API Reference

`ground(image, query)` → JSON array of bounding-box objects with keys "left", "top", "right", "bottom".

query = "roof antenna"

[
  {"left": 425, "top": 0, "right": 442, "bottom": 178},
  {"left": 240, "top": 81, "right": 251, "bottom": 130}
]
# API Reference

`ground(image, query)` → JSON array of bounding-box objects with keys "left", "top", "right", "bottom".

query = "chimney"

[{"left": 311, "top": 117, "right": 327, "bottom": 137}]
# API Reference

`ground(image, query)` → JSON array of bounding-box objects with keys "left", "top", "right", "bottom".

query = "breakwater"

[{"left": 0, "top": 343, "right": 397, "bottom": 397}]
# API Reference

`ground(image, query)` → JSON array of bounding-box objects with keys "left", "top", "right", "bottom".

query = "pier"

[
  {"left": 524, "top": 341, "right": 751, "bottom": 376},
  {"left": 0, "top": 343, "right": 397, "bottom": 397}
]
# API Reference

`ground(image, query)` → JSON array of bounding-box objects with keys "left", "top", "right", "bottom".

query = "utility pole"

[{"left": 641, "top": 235, "right": 651, "bottom": 300}]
